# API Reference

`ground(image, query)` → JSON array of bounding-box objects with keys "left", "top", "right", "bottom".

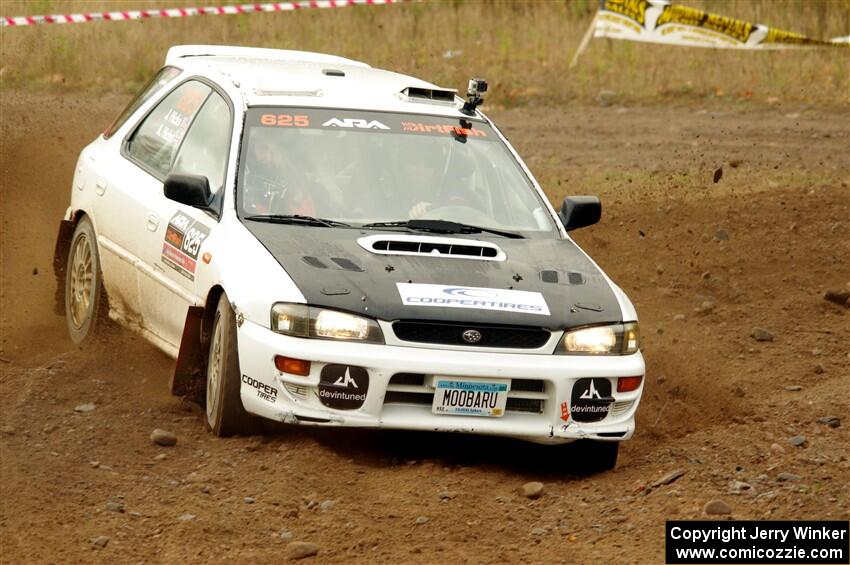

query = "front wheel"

[
  {"left": 205, "top": 293, "right": 259, "bottom": 436},
  {"left": 64, "top": 216, "right": 108, "bottom": 345}
]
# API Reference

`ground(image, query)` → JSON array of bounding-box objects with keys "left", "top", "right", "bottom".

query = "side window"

[
  {"left": 172, "top": 92, "right": 232, "bottom": 193},
  {"left": 104, "top": 66, "right": 181, "bottom": 139},
  {"left": 126, "top": 81, "right": 211, "bottom": 178}
]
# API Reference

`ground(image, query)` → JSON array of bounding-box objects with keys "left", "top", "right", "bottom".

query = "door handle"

[
  {"left": 94, "top": 180, "right": 107, "bottom": 196},
  {"left": 146, "top": 213, "right": 160, "bottom": 231}
]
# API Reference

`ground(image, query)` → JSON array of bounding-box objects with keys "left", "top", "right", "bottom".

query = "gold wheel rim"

[{"left": 69, "top": 234, "right": 94, "bottom": 330}]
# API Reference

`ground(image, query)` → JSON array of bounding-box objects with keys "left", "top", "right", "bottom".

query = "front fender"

[{"left": 194, "top": 212, "right": 306, "bottom": 328}]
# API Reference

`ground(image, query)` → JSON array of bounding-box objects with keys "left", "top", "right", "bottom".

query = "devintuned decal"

[
  {"left": 396, "top": 283, "right": 550, "bottom": 316},
  {"left": 318, "top": 365, "right": 369, "bottom": 410},
  {"left": 162, "top": 212, "right": 210, "bottom": 281},
  {"left": 569, "top": 378, "right": 614, "bottom": 423},
  {"left": 242, "top": 375, "right": 277, "bottom": 403}
]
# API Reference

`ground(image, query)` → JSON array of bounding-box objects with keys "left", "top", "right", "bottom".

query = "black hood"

[{"left": 245, "top": 224, "right": 623, "bottom": 330}]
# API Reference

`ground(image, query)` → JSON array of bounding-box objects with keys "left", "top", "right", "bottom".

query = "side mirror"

[
  {"left": 559, "top": 196, "right": 601, "bottom": 231},
  {"left": 164, "top": 173, "right": 211, "bottom": 209}
]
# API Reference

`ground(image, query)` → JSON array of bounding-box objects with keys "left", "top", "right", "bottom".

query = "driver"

[
  {"left": 242, "top": 131, "right": 316, "bottom": 216},
  {"left": 405, "top": 139, "right": 483, "bottom": 220}
]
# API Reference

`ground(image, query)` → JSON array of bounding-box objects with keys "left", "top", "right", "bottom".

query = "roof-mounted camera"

[{"left": 462, "top": 77, "right": 487, "bottom": 115}]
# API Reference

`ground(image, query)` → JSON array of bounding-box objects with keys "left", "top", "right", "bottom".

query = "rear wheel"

[
  {"left": 64, "top": 216, "right": 108, "bottom": 345},
  {"left": 205, "top": 293, "right": 258, "bottom": 436}
]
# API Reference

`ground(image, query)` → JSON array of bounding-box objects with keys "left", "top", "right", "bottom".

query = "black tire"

[
  {"left": 571, "top": 440, "right": 619, "bottom": 473},
  {"left": 64, "top": 216, "right": 109, "bottom": 345},
  {"left": 205, "top": 292, "right": 259, "bottom": 436}
]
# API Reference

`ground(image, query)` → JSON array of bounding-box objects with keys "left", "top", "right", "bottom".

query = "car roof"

[{"left": 166, "top": 45, "right": 468, "bottom": 117}]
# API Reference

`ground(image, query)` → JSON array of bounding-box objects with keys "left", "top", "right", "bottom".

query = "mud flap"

[
  {"left": 53, "top": 220, "right": 75, "bottom": 316},
  {"left": 171, "top": 306, "right": 206, "bottom": 400}
]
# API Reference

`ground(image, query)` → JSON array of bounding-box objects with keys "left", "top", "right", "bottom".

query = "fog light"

[
  {"left": 275, "top": 355, "right": 311, "bottom": 376},
  {"left": 617, "top": 376, "right": 643, "bottom": 393}
]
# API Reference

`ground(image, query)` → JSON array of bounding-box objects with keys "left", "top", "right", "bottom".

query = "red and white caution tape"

[{"left": 1, "top": 0, "right": 402, "bottom": 28}]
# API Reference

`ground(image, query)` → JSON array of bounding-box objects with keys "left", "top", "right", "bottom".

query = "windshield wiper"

[
  {"left": 361, "top": 219, "right": 524, "bottom": 239},
  {"left": 244, "top": 214, "right": 350, "bottom": 228}
]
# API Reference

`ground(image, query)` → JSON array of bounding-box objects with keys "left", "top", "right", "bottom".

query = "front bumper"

[{"left": 236, "top": 320, "right": 645, "bottom": 445}]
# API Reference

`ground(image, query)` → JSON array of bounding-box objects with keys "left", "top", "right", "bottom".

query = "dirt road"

[{"left": 1, "top": 92, "right": 848, "bottom": 564}]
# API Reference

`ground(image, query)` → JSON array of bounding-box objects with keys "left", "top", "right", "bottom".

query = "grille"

[
  {"left": 610, "top": 400, "right": 634, "bottom": 417},
  {"left": 392, "top": 321, "right": 550, "bottom": 349},
  {"left": 384, "top": 374, "right": 547, "bottom": 415}
]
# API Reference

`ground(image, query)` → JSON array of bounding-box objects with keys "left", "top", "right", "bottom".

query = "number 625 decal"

[{"left": 260, "top": 114, "right": 309, "bottom": 127}]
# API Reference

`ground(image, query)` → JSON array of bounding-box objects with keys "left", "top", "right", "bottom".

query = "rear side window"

[
  {"left": 103, "top": 66, "right": 181, "bottom": 139},
  {"left": 126, "top": 81, "right": 211, "bottom": 178},
  {"left": 172, "top": 92, "right": 232, "bottom": 193}
]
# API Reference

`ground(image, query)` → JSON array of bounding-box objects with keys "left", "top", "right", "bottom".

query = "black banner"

[{"left": 666, "top": 521, "right": 849, "bottom": 564}]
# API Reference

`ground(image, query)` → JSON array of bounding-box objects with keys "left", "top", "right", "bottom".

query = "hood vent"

[
  {"left": 302, "top": 256, "right": 363, "bottom": 271},
  {"left": 539, "top": 270, "right": 586, "bottom": 285},
  {"left": 329, "top": 257, "right": 364, "bottom": 272},
  {"left": 400, "top": 86, "right": 458, "bottom": 104},
  {"left": 302, "top": 256, "right": 328, "bottom": 269},
  {"left": 357, "top": 234, "right": 506, "bottom": 262}
]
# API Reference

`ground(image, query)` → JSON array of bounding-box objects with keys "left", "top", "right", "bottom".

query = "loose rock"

[
  {"left": 244, "top": 497, "right": 256, "bottom": 504},
  {"left": 777, "top": 472, "right": 801, "bottom": 482},
  {"left": 814, "top": 364, "right": 825, "bottom": 375},
  {"left": 784, "top": 385, "right": 802, "bottom": 392},
  {"left": 414, "top": 516, "right": 429, "bottom": 525},
  {"left": 704, "top": 499, "right": 732, "bottom": 515},
  {"left": 714, "top": 229, "right": 729, "bottom": 241},
  {"left": 751, "top": 329, "right": 774, "bottom": 342},
  {"left": 438, "top": 491, "right": 456, "bottom": 500},
  {"left": 789, "top": 435, "right": 807, "bottom": 448},
  {"left": 74, "top": 403, "right": 96, "bottom": 413},
  {"left": 319, "top": 500, "right": 336, "bottom": 512},
  {"left": 531, "top": 527, "right": 548, "bottom": 536},
  {"left": 287, "top": 541, "right": 319, "bottom": 560},
  {"left": 649, "top": 469, "right": 686, "bottom": 490},
  {"left": 520, "top": 481, "right": 545, "bottom": 499},
  {"left": 729, "top": 480, "right": 752, "bottom": 494},
  {"left": 177, "top": 513, "right": 196, "bottom": 521},
  {"left": 770, "top": 443, "right": 785, "bottom": 455},
  {"left": 816, "top": 416, "right": 840, "bottom": 429},
  {"left": 150, "top": 429, "right": 177, "bottom": 447},
  {"left": 824, "top": 290, "right": 850, "bottom": 307},
  {"left": 105, "top": 501, "right": 124, "bottom": 513},
  {"left": 91, "top": 535, "right": 109, "bottom": 549}
]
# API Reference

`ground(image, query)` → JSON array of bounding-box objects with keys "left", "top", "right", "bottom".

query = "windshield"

[{"left": 237, "top": 108, "right": 557, "bottom": 237}]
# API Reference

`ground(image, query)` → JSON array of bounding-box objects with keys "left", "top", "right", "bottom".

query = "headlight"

[
  {"left": 556, "top": 322, "right": 639, "bottom": 355},
  {"left": 270, "top": 303, "right": 384, "bottom": 343}
]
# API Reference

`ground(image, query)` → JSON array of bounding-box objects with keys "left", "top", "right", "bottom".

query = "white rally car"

[{"left": 55, "top": 46, "right": 644, "bottom": 470}]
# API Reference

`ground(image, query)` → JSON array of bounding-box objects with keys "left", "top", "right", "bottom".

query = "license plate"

[{"left": 432, "top": 377, "right": 510, "bottom": 417}]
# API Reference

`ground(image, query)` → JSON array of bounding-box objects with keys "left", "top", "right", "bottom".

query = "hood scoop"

[
  {"left": 357, "top": 234, "right": 506, "bottom": 262},
  {"left": 301, "top": 256, "right": 364, "bottom": 272}
]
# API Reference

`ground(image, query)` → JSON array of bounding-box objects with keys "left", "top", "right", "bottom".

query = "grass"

[{"left": 0, "top": 0, "right": 848, "bottom": 106}]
